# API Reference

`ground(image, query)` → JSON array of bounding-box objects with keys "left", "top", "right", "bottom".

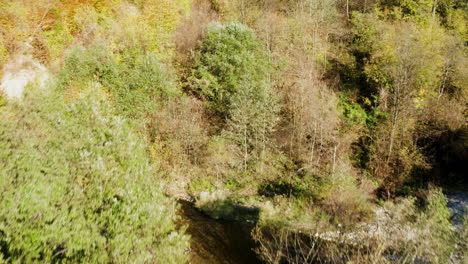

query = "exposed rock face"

[{"left": 1, "top": 41, "right": 49, "bottom": 98}]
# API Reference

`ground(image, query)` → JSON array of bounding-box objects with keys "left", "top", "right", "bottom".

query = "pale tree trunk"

[
  {"left": 346, "top": 0, "right": 350, "bottom": 19},
  {"left": 316, "top": 124, "right": 323, "bottom": 167},
  {"left": 309, "top": 122, "right": 316, "bottom": 167},
  {"left": 240, "top": 0, "right": 246, "bottom": 23},
  {"left": 386, "top": 69, "right": 406, "bottom": 166},
  {"left": 244, "top": 123, "right": 248, "bottom": 171},
  {"left": 332, "top": 144, "right": 337, "bottom": 173},
  {"left": 438, "top": 64, "right": 449, "bottom": 100},
  {"left": 431, "top": 0, "right": 438, "bottom": 27},
  {"left": 386, "top": 108, "right": 398, "bottom": 166}
]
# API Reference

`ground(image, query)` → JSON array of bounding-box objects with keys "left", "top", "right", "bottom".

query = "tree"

[
  {"left": 348, "top": 12, "right": 460, "bottom": 194},
  {"left": 224, "top": 81, "right": 279, "bottom": 167},
  {"left": 190, "top": 22, "right": 279, "bottom": 164},
  {"left": 0, "top": 90, "right": 188, "bottom": 263}
]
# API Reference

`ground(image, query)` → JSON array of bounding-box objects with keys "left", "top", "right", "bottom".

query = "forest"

[{"left": 0, "top": 0, "right": 466, "bottom": 263}]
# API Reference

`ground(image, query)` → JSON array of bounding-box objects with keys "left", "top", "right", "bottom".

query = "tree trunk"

[
  {"left": 346, "top": 0, "right": 350, "bottom": 19},
  {"left": 244, "top": 123, "right": 247, "bottom": 171},
  {"left": 438, "top": 64, "right": 449, "bottom": 100},
  {"left": 431, "top": 0, "right": 438, "bottom": 27},
  {"left": 386, "top": 75, "right": 403, "bottom": 166},
  {"left": 332, "top": 144, "right": 337, "bottom": 173}
]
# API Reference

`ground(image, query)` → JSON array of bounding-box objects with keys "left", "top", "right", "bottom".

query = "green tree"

[
  {"left": 190, "top": 22, "right": 279, "bottom": 163},
  {"left": 0, "top": 89, "right": 188, "bottom": 263},
  {"left": 381, "top": 0, "right": 434, "bottom": 20},
  {"left": 348, "top": 11, "right": 465, "bottom": 194},
  {"left": 224, "top": 81, "right": 280, "bottom": 166}
]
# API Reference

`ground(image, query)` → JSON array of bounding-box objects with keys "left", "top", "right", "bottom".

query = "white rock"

[{"left": 1, "top": 54, "right": 49, "bottom": 98}]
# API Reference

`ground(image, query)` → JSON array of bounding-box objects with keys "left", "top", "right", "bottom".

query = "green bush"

[
  {"left": 59, "top": 42, "right": 112, "bottom": 86},
  {"left": 414, "top": 187, "right": 457, "bottom": 263},
  {"left": 190, "top": 22, "right": 279, "bottom": 157},
  {"left": 0, "top": 89, "right": 188, "bottom": 263},
  {"left": 375, "top": 188, "right": 457, "bottom": 263},
  {"left": 60, "top": 41, "right": 178, "bottom": 119},
  {"left": 339, "top": 94, "right": 369, "bottom": 126},
  {"left": 42, "top": 19, "right": 74, "bottom": 62},
  {"left": 190, "top": 22, "right": 274, "bottom": 116}
]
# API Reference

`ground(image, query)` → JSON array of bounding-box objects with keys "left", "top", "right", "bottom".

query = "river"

[
  {"left": 178, "top": 201, "right": 264, "bottom": 264},
  {"left": 176, "top": 189, "right": 467, "bottom": 264}
]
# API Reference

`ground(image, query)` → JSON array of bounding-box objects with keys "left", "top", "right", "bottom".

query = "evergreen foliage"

[
  {"left": 191, "top": 23, "right": 274, "bottom": 115},
  {"left": 60, "top": 41, "right": 178, "bottom": 119},
  {"left": 0, "top": 90, "right": 188, "bottom": 263},
  {"left": 190, "top": 22, "right": 279, "bottom": 153}
]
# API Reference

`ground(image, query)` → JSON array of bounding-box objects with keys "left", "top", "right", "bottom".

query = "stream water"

[
  {"left": 446, "top": 190, "right": 468, "bottom": 231},
  {"left": 178, "top": 201, "right": 264, "bottom": 264},
  {"left": 177, "top": 189, "right": 467, "bottom": 264}
]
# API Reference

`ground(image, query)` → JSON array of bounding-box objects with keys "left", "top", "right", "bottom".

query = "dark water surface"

[
  {"left": 177, "top": 189, "right": 468, "bottom": 264},
  {"left": 178, "top": 201, "right": 263, "bottom": 264}
]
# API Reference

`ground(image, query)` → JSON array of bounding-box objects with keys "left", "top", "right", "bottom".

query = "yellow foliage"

[
  {"left": 42, "top": 20, "right": 74, "bottom": 61},
  {"left": 1, "top": 0, "right": 192, "bottom": 61},
  {"left": 210, "top": 0, "right": 237, "bottom": 20},
  {"left": 363, "top": 97, "right": 372, "bottom": 106},
  {"left": 0, "top": 36, "right": 7, "bottom": 69},
  {"left": 64, "top": 81, "right": 111, "bottom": 103},
  {"left": 120, "top": 0, "right": 192, "bottom": 59},
  {"left": 0, "top": 0, "right": 122, "bottom": 64},
  {"left": 40, "top": 1, "right": 119, "bottom": 61},
  {"left": 0, "top": 1, "right": 30, "bottom": 41},
  {"left": 407, "top": 23, "right": 447, "bottom": 105},
  {"left": 446, "top": 8, "right": 468, "bottom": 43},
  {"left": 363, "top": 19, "right": 448, "bottom": 106}
]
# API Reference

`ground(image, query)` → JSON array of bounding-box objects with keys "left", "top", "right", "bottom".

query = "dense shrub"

[
  {"left": 123, "top": 0, "right": 192, "bottom": 59},
  {"left": 0, "top": 89, "right": 188, "bottom": 263},
  {"left": 190, "top": 22, "right": 279, "bottom": 157},
  {"left": 60, "top": 41, "right": 178, "bottom": 119},
  {"left": 191, "top": 22, "right": 274, "bottom": 114}
]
